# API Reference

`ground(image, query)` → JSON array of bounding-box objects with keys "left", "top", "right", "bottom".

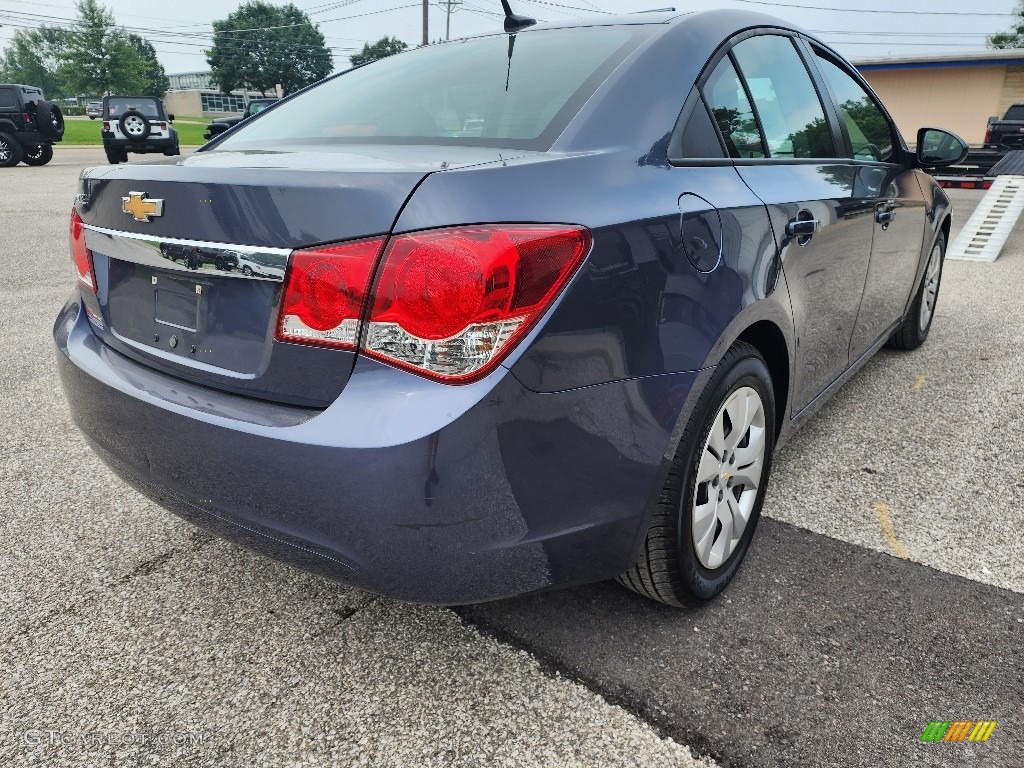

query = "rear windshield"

[
  {"left": 1004, "top": 104, "right": 1024, "bottom": 121},
  {"left": 106, "top": 98, "right": 162, "bottom": 118},
  {"left": 215, "top": 27, "right": 643, "bottom": 152}
]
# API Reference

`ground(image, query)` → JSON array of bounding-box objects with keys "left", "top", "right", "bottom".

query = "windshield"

[
  {"left": 106, "top": 98, "right": 161, "bottom": 118},
  {"left": 216, "top": 27, "right": 643, "bottom": 152}
]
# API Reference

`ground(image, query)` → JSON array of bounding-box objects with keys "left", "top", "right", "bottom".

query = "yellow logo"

[{"left": 122, "top": 191, "right": 164, "bottom": 222}]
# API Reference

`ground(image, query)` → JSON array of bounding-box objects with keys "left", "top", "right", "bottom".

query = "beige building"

[
  {"left": 163, "top": 72, "right": 270, "bottom": 118},
  {"left": 855, "top": 50, "right": 1024, "bottom": 146}
]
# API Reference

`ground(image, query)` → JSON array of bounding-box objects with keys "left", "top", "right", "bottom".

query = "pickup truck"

[{"left": 984, "top": 104, "right": 1024, "bottom": 150}]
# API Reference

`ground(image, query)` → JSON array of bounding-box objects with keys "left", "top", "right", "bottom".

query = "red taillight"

[
  {"left": 984, "top": 127, "right": 992, "bottom": 145},
  {"left": 276, "top": 237, "right": 386, "bottom": 349},
  {"left": 277, "top": 225, "right": 590, "bottom": 382},
  {"left": 159, "top": 122, "right": 167, "bottom": 130},
  {"left": 70, "top": 209, "right": 96, "bottom": 293},
  {"left": 366, "top": 225, "right": 590, "bottom": 382},
  {"left": 276, "top": 225, "right": 591, "bottom": 383},
  {"left": 102, "top": 121, "right": 110, "bottom": 131},
  {"left": 22, "top": 112, "right": 31, "bottom": 123}
]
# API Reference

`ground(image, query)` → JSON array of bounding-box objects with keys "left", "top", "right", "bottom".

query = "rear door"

[
  {"left": 709, "top": 33, "right": 875, "bottom": 411},
  {"left": 806, "top": 47, "right": 927, "bottom": 356}
]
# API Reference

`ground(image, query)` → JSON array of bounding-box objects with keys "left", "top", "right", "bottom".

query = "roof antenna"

[
  {"left": 505, "top": 34, "right": 516, "bottom": 91},
  {"left": 500, "top": 0, "right": 536, "bottom": 32}
]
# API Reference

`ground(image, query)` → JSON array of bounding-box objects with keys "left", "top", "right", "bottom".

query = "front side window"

[
  {"left": 814, "top": 53, "right": 896, "bottom": 162},
  {"left": 731, "top": 35, "right": 834, "bottom": 159},
  {"left": 217, "top": 28, "right": 644, "bottom": 152},
  {"left": 703, "top": 56, "right": 765, "bottom": 159}
]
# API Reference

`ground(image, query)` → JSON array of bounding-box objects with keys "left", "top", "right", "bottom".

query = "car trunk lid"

[{"left": 77, "top": 146, "right": 522, "bottom": 406}]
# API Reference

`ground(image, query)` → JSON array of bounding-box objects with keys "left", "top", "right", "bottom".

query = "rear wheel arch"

[{"left": 735, "top": 320, "right": 790, "bottom": 437}]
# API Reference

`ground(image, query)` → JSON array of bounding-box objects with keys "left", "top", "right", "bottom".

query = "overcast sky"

[{"left": 1, "top": 0, "right": 1021, "bottom": 74}]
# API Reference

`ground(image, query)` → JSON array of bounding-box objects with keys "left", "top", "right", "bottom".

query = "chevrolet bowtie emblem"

[{"left": 122, "top": 191, "right": 164, "bottom": 222}]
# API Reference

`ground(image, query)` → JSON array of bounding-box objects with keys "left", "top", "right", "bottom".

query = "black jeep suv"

[
  {"left": 203, "top": 98, "right": 278, "bottom": 141},
  {"left": 101, "top": 95, "right": 179, "bottom": 164},
  {"left": 0, "top": 83, "right": 64, "bottom": 167}
]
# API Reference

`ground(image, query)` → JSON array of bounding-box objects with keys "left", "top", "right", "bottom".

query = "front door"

[{"left": 807, "top": 51, "right": 928, "bottom": 355}]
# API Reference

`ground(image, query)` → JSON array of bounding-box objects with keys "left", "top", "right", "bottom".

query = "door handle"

[{"left": 785, "top": 218, "right": 820, "bottom": 237}]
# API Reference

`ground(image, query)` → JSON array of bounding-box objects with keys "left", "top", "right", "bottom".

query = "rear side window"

[
  {"left": 678, "top": 97, "right": 726, "bottom": 159},
  {"left": 217, "top": 28, "right": 644, "bottom": 152},
  {"left": 0, "top": 88, "right": 17, "bottom": 109},
  {"left": 814, "top": 54, "right": 896, "bottom": 162},
  {"left": 731, "top": 35, "right": 835, "bottom": 159},
  {"left": 704, "top": 56, "right": 766, "bottom": 159},
  {"left": 1004, "top": 104, "right": 1024, "bottom": 120}
]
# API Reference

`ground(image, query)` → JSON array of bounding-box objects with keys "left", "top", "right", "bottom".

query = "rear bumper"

[
  {"left": 17, "top": 130, "right": 59, "bottom": 145},
  {"left": 102, "top": 135, "right": 177, "bottom": 151},
  {"left": 54, "top": 297, "right": 698, "bottom": 603}
]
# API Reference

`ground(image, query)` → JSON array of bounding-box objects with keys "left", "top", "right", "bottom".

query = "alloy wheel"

[
  {"left": 0, "top": 139, "right": 9, "bottom": 162},
  {"left": 124, "top": 116, "right": 145, "bottom": 136},
  {"left": 692, "top": 386, "right": 767, "bottom": 570},
  {"left": 918, "top": 241, "right": 942, "bottom": 333}
]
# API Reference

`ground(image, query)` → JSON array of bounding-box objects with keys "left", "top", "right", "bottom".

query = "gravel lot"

[{"left": 1, "top": 147, "right": 1020, "bottom": 767}]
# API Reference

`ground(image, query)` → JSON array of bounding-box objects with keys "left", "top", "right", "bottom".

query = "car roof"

[{"left": 0, "top": 84, "right": 43, "bottom": 92}]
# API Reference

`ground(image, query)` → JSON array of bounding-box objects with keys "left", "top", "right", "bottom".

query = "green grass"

[{"left": 60, "top": 118, "right": 210, "bottom": 146}]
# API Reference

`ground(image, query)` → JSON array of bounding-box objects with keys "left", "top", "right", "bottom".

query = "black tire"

[
  {"left": 104, "top": 145, "right": 127, "bottom": 164},
  {"left": 618, "top": 341, "right": 776, "bottom": 607},
  {"left": 34, "top": 101, "right": 64, "bottom": 139},
  {"left": 22, "top": 144, "right": 54, "bottom": 166},
  {"left": 0, "top": 133, "right": 24, "bottom": 167},
  {"left": 163, "top": 141, "right": 180, "bottom": 157},
  {"left": 118, "top": 109, "right": 151, "bottom": 142},
  {"left": 888, "top": 231, "right": 945, "bottom": 350}
]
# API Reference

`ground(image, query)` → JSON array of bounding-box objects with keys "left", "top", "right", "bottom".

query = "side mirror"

[
  {"left": 916, "top": 127, "right": 968, "bottom": 168},
  {"left": 167, "top": 113, "right": 175, "bottom": 122}
]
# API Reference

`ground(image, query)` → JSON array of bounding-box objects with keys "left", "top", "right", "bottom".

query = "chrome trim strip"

[
  {"left": 84, "top": 225, "right": 291, "bottom": 282},
  {"left": 110, "top": 329, "right": 257, "bottom": 380}
]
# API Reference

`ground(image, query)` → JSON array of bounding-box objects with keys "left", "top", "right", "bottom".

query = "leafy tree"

[
  {"left": 989, "top": 2, "right": 1024, "bottom": 48},
  {"left": 127, "top": 34, "right": 170, "bottom": 98},
  {"left": 207, "top": 2, "right": 333, "bottom": 96},
  {"left": 58, "top": 0, "right": 149, "bottom": 96},
  {"left": 0, "top": 27, "right": 69, "bottom": 99},
  {"left": 350, "top": 36, "right": 408, "bottom": 67}
]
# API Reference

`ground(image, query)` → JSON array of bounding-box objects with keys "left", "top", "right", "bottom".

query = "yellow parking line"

[
  {"left": 874, "top": 501, "right": 909, "bottom": 559},
  {"left": 912, "top": 375, "right": 926, "bottom": 392}
]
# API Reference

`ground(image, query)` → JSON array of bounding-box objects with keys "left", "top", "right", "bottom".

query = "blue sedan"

[{"left": 55, "top": 9, "right": 967, "bottom": 606}]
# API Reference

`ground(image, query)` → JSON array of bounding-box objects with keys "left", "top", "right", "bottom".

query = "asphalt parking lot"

[{"left": 1, "top": 148, "right": 1021, "bottom": 767}]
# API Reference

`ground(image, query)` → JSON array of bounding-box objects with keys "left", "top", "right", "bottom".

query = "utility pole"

[
  {"left": 422, "top": 0, "right": 429, "bottom": 46},
  {"left": 439, "top": 0, "right": 462, "bottom": 41}
]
